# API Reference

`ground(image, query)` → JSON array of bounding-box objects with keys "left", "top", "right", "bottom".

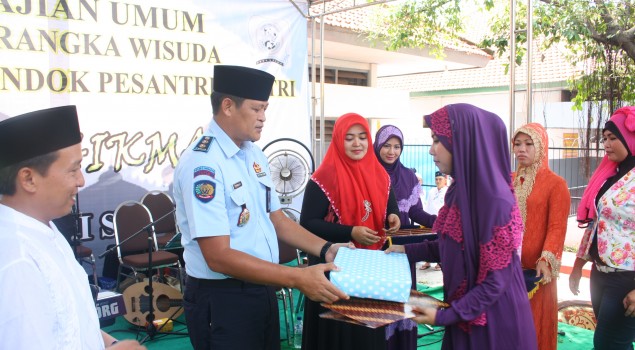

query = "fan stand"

[
  {"left": 262, "top": 138, "right": 313, "bottom": 318},
  {"left": 279, "top": 166, "right": 294, "bottom": 204}
]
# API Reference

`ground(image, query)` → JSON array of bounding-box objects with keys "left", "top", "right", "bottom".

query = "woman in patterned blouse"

[{"left": 570, "top": 106, "right": 635, "bottom": 349}]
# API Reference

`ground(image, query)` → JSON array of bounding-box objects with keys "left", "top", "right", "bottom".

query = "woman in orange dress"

[{"left": 512, "top": 123, "right": 570, "bottom": 349}]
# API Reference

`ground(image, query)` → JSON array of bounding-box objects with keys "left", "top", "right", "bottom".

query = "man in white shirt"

[
  {"left": 421, "top": 171, "right": 449, "bottom": 271},
  {"left": 0, "top": 106, "right": 145, "bottom": 349},
  {"left": 425, "top": 171, "right": 449, "bottom": 215}
]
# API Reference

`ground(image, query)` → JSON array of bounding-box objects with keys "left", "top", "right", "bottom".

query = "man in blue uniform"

[{"left": 173, "top": 65, "right": 349, "bottom": 350}]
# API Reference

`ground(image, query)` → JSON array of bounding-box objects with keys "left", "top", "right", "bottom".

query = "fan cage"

[{"left": 267, "top": 149, "right": 311, "bottom": 198}]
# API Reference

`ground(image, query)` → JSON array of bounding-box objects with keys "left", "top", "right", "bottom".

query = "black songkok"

[
  {"left": 213, "top": 65, "right": 275, "bottom": 101},
  {"left": 0, "top": 105, "right": 81, "bottom": 168}
]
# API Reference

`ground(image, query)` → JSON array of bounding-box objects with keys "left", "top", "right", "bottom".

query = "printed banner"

[{"left": 0, "top": 0, "right": 310, "bottom": 277}]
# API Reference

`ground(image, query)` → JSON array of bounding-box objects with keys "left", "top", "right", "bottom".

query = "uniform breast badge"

[
  {"left": 237, "top": 204, "right": 250, "bottom": 227},
  {"left": 253, "top": 162, "right": 267, "bottom": 177},
  {"left": 361, "top": 200, "right": 372, "bottom": 222}
]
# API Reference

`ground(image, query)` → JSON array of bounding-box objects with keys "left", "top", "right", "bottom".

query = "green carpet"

[
  {"left": 414, "top": 284, "right": 596, "bottom": 350},
  {"left": 102, "top": 283, "right": 596, "bottom": 350}
]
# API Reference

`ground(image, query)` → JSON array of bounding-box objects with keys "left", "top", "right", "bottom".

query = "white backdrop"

[{"left": 1, "top": 0, "right": 310, "bottom": 276}]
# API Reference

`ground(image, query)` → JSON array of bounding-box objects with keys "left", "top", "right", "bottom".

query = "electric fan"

[{"left": 263, "top": 138, "right": 315, "bottom": 205}]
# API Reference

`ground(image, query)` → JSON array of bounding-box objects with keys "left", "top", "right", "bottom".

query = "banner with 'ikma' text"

[{"left": 0, "top": 0, "right": 310, "bottom": 277}]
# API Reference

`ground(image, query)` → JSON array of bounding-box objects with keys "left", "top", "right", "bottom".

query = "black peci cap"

[
  {"left": 0, "top": 106, "right": 81, "bottom": 168},
  {"left": 213, "top": 65, "right": 275, "bottom": 101},
  {"left": 435, "top": 171, "right": 445, "bottom": 177}
]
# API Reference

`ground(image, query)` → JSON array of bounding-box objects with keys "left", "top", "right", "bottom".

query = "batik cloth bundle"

[
  {"left": 321, "top": 290, "right": 448, "bottom": 328},
  {"left": 523, "top": 269, "right": 543, "bottom": 299}
]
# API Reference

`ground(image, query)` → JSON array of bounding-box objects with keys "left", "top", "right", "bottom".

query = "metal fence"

[{"left": 401, "top": 145, "right": 604, "bottom": 217}]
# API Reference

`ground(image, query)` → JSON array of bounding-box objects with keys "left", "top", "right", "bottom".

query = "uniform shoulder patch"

[
  {"left": 193, "top": 136, "right": 213, "bottom": 152},
  {"left": 194, "top": 180, "right": 216, "bottom": 203},
  {"left": 194, "top": 166, "right": 215, "bottom": 179}
]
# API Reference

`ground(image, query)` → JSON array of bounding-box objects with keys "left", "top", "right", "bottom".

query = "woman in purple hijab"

[
  {"left": 374, "top": 125, "right": 436, "bottom": 228},
  {"left": 386, "top": 104, "right": 537, "bottom": 349}
]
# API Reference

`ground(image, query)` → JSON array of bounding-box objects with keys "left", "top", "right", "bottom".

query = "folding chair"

[
  {"left": 140, "top": 191, "right": 178, "bottom": 250},
  {"left": 113, "top": 200, "right": 181, "bottom": 292}
]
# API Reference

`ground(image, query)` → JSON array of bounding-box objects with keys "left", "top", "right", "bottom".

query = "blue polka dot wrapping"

[{"left": 330, "top": 248, "right": 411, "bottom": 303}]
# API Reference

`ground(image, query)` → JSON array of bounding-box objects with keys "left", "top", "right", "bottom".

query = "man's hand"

[
  {"left": 109, "top": 340, "right": 147, "bottom": 349},
  {"left": 296, "top": 264, "right": 349, "bottom": 304},
  {"left": 351, "top": 226, "right": 381, "bottom": 246},
  {"left": 324, "top": 242, "right": 355, "bottom": 263}
]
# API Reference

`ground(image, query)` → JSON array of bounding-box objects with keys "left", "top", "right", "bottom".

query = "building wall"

[{"left": 376, "top": 88, "right": 584, "bottom": 148}]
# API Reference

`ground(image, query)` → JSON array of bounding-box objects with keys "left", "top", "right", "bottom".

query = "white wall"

[{"left": 316, "top": 83, "right": 411, "bottom": 119}]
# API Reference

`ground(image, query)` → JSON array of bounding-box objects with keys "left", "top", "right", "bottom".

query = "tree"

[{"left": 369, "top": 0, "right": 635, "bottom": 172}]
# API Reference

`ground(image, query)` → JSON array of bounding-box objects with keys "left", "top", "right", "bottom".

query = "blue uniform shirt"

[{"left": 173, "top": 119, "right": 281, "bottom": 279}]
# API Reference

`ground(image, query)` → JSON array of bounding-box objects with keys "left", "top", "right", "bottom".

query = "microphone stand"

[
  {"left": 66, "top": 193, "right": 81, "bottom": 260},
  {"left": 99, "top": 208, "right": 183, "bottom": 341}
]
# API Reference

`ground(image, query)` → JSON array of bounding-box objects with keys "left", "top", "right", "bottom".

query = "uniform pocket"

[{"left": 229, "top": 187, "right": 247, "bottom": 207}]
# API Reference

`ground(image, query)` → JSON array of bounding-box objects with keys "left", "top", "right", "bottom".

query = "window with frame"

[{"left": 308, "top": 67, "right": 368, "bottom": 86}]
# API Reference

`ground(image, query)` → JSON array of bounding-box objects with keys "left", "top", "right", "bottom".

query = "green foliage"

[
  {"left": 367, "top": 0, "right": 635, "bottom": 153},
  {"left": 367, "top": 0, "right": 470, "bottom": 59}
]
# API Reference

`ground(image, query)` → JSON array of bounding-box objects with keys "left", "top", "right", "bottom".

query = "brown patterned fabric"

[
  {"left": 557, "top": 300, "right": 597, "bottom": 330},
  {"left": 320, "top": 290, "right": 448, "bottom": 329},
  {"left": 388, "top": 227, "right": 434, "bottom": 236}
]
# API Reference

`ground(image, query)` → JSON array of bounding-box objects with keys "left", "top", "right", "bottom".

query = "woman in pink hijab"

[{"left": 570, "top": 106, "right": 635, "bottom": 349}]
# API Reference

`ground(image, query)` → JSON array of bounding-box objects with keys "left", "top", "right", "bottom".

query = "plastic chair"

[
  {"left": 140, "top": 191, "right": 178, "bottom": 250},
  {"left": 113, "top": 200, "right": 181, "bottom": 292}
]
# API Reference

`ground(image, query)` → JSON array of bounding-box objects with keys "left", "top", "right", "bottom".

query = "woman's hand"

[
  {"left": 411, "top": 305, "right": 437, "bottom": 325},
  {"left": 536, "top": 260, "right": 552, "bottom": 284},
  {"left": 324, "top": 242, "right": 356, "bottom": 263},
  {"left": 351, "top": 226, "right": 381, "bottom": 246},
  {"left": 568, "top": 257, "right": 587, "bottom": 295},
  {"left": 384, "top": 244, "right": 405, "bottom": 254},
  {"left": 623, "top": 289, "right": 635, "bottom": 317},
  {"left": 385, "top": 214, "right": 400, "bottom": 234}
]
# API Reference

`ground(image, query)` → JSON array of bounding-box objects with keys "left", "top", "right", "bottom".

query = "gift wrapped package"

[{"left": 330, "top": 247, "right": 411, "bottom": 303}]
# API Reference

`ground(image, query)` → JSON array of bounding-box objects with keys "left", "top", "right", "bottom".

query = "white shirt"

[
  {"left": 0, "top": 204, "right": 104, "bottom": 350},
  {"left": 425, "top": 186, "right": 448, "bottom": 215}
]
